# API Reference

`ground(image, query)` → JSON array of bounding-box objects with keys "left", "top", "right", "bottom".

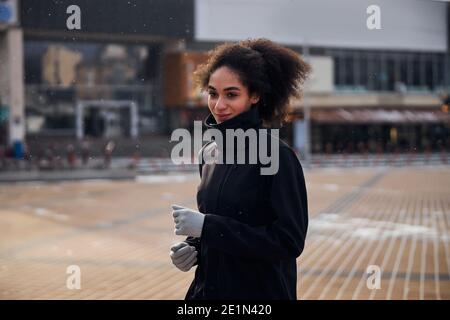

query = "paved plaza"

[{"left": 0, "top": 166, "right": 449, "bottom": 299}]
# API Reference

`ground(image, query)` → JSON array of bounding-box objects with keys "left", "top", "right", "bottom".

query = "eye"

[
  {"left": 227, "top": 92, "right": 237, "bottom": 98},
  {"left": 208, "top": 91, "right": 217, "bottom": 98}
]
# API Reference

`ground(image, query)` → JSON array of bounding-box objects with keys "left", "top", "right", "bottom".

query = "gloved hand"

[
  {"left": 170, "top": 241, "right": 198, "bottom": 272},
  {"left": 171, "top": 204, "right": 205, "bottom": 238}
]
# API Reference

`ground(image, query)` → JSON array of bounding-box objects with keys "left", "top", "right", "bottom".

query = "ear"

[{"left": 250, "top": 93, "right": 260, "bottom": 105}]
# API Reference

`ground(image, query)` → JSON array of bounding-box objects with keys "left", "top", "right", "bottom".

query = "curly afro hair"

[{"left": 193, "top": 38, "right": 311, "bottom": 127}]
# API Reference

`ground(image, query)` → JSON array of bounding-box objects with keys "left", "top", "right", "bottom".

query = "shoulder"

[
  {"left": 280, "top": 140, "right": 301, "bottom": 165},
  {"left": 256, "top": 129, "right": 304, "bottom": 178},
  {"left": 278, "top": 143, "right": 304, "bottom": 178},
  {"left": 265, "top": 130, "right": 303, "bottom": 169}
]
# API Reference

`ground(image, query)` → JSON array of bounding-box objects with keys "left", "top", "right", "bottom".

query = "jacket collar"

[
  {"left": 203, "top": 105, "right": 262, "bottom": 162},
  {"left": 204, "top": 105, "right": 262, "bottom": 133}
]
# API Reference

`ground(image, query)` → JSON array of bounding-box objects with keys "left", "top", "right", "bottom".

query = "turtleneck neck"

[
  {"left": 204, "top": 105, "right": 262, "bottom": 133},
  {"left": 203, "top": 105, "right": 263, "bottom": 163}
]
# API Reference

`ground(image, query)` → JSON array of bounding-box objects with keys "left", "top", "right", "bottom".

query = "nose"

[{"left": 214, "top": 96, "right": 227, "bottom": 112}]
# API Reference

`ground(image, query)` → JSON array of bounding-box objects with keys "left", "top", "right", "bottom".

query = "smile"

[{"left": 216, "top": 113, "right": 231, "bottom": 120}]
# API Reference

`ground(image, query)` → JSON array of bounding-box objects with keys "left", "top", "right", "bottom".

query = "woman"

[{"left": 170, "top": 38, "right": 310, "bottom": 300}]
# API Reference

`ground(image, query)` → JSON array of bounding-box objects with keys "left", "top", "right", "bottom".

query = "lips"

[{"left": 216, "top": 113, "right": 231, "bottom": 121}]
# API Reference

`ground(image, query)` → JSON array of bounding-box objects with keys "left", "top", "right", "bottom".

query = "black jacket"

[{"left": 185, "top": 105, "right": 308, "bottom": 300}]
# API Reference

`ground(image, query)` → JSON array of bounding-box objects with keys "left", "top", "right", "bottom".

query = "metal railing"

[{"left": 24, "top": 84, "right": 161, "bottom": 134}]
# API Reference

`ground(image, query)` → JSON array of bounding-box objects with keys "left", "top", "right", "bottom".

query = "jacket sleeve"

[{"left": 200, "top": 147, "right": 308, "bottom": 261}]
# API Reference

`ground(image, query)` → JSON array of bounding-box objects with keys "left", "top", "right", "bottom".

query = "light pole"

[{"left": 302, "top": 42, "right": 312, "bottom": 168}]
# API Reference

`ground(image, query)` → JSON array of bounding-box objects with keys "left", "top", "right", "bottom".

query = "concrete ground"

[{"left": 0, "top": 166, "right": 449, "bottom": 300}]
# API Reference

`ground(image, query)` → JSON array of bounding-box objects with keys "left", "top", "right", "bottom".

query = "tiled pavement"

[{"left": 0, "top": 166, "right": 449, "bottom": 299}]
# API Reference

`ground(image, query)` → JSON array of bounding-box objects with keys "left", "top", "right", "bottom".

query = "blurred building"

[
  {"left": 183, "top": 0, "right": 450, "bottom": 156},
  {"left": 42, "top": 45, "right": 82, "bottom": 87},
  {"left": 0, "top": 0, "right": 449, "bottom": 158},
  {"left": 1, "top": 0, "right": 194, "bottom": 157}
]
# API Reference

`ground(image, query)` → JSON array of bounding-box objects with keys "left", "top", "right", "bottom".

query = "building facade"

[{"left": 0, "top": 0, "right": 449, "bottom": 159}]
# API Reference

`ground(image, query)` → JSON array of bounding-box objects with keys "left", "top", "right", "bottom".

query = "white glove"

[
  {"left": 170, "top": 241, "right": 198, "bottom": 272},
  {"left": 171, "top": 204, "right": 205, "bottom": 238}
]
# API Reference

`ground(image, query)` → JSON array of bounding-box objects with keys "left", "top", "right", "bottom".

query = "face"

[{"left": 207, "top": 66, "right": 259, "bottom": 124}]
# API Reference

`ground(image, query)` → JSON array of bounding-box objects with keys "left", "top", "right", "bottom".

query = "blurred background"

[
  {"left": 0, "top": 0, "right": 449, "bottom": 172},
  {"left": 0, "top": 0, "right": 449, "bottom": 300}
]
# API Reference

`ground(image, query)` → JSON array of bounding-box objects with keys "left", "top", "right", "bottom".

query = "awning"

[{"left": 310, "top": 108, "right": 450, "bottom": 124}]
